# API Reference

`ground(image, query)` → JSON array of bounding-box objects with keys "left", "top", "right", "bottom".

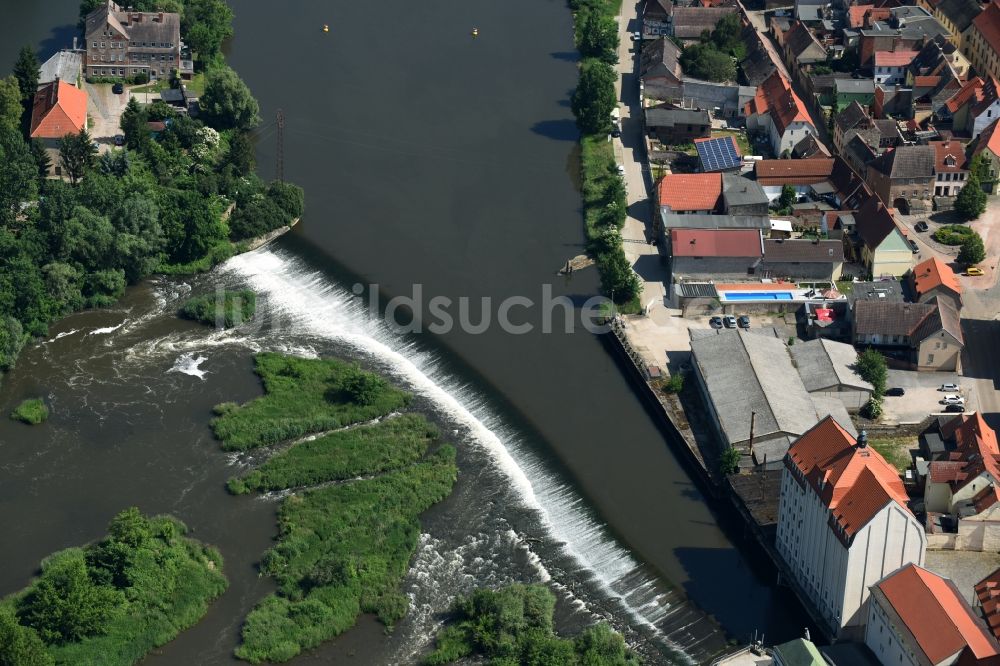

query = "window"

[
  {"left": 928, "top": 353, "right": 935, "bottom": 363},
  {"left": 92, "top": 41, "right": 97, "bottom": 48},
  {"left": 101, "top": 42, "right": 105, "bottom": 48}
]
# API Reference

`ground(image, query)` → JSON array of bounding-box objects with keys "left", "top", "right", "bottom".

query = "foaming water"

[
  {"left": 168, "top": 353, "right": 209, "bottom": 379},
  {"left": 221, "top": 247, "right": 719, "bottom": 663}
]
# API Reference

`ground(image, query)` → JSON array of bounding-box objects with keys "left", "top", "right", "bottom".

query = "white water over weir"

[{"left": 222, "top": 247, "right": 725, "bottom": 664}]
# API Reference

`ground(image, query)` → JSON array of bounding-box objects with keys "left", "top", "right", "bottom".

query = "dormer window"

[{"left": 945, "top": 155, "right": 956, "bottom": 166}]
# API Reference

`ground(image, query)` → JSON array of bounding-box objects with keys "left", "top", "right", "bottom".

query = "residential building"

[
  {"left": 760, "top": 238, "right": 845, "bottom": 281},
  {"left": 912, "top": 255, "right": 962, "bottom": 306},
  {"left": 976, "top": 568, "right": 1000, "bottom": 643},
  {"left": 642, "top": 0, "right": 673, "bottom": 36},
  {"left": 859, "top": 7, "right": 950, "bottom": 67},
  {"left": 930, "top": 139, "right": 969, "bottom": 199},
  {"left": 866, "top": 144, "right": 936, "bottom": 212},
  {"left": 793, "top": 133, "right": 832, "bottom": 159},
  {"left": 745, "top": 71, "right": 819, "bottom": 156},
  {"left": 740, "top": 30, "right": 781, "bottom": 87},
  {"left": 907, "top": 36, "right": 967, "bottom": 117},
  {"left": 945, "top": 76, "right": 1000, "bottom": 139},
  {"left": 38, "top": 50, "right": 82, "bottom": 86},
  {"left": 972, "top": 118, "right": 1000, "bottom": 193},
  {"left": 874, "top": 50, "right": 919, "bottom": 84},
  {"left": 776, "top": 419, "right": 925, "bottom": 636},
  {"left": 931, "top": 0, "right": 981, "bottom": 51},
  {"left": 721, "top": 172, "right": 769, "bottom": 215},
  {"left": 852, "top": 197, "right": 915, "bottom": 277},
  {"left": 690, "top": 332, "right": 857, "bottom": 466},
  {"left": 755, "top": 157, "right": 835, "bottom": 187},
  {"left": 865, "top": 564, "right": 1000, "bottom": 665},
  {"left": 835, "top": 79, "right": 876, "bottom": 108},
  {"left": 834, "top": 101, "right": 877, "bottom": 154},
  {"left": 670, "top": 7, "right": 736, "bottom": 41},
  {"left": 29, "top": 79, "right": 88, "bottom": 178},
  {"left": 795, "top": 0, "right": 827, "bottom": 22},
  {"left": 852, "top": 297, "right": 964, "bottom": 371},
  {"left": 783, "top": 21, "right": 827, "bottom": 74},
  {"left": 846, "top": 279, "right": 906, "bottom": 311},
  {"left": 659, "top": 212, "right": 771, "bottom": 233},
  {"left": 644, "top": 106, "right": 711, "bottom": 143},
  {"left": 640, "top": 38, "right": 684, "bottom": 102},
  {"left": 789, "top": 338, "right": 873, "bottom": 412},
  {"left": 656, "top": 173, "right": 723, "bottom": 214},
  {"left": 695, "top": 135, "right": 743, "bottom": 172},
  {"left": 669, "top": 229, "right": 764, "bottom": 279},
  {"left": 678, "top": 78, "right": 755, "bottom": 118},
  {"left": 83, "top": 0, "right": 184, "bottom": 81},
  {"left": 965, "top": 0, "right": 1000, "bottom": 82}
]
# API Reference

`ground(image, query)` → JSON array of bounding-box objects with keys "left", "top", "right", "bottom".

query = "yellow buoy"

[
  {"left": 472, "top": 27, "right": 479, "bottom": 37},
  {"left": 322, "top": 24, "right": 329, "bottom": 32}
]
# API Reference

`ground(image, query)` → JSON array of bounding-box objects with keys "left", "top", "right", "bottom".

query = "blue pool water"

[{"left": 722, "top": 292, "right": 795, "bottom": 301}]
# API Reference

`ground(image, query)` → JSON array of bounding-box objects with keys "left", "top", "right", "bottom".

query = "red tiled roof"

[
  {"left": 754, "top": 158, "right": 835, "bottom": 185},
  {"left": 975, "top": 118, "right": 1000, "bottom": 159},
  {"left": 974, "top": 485, "right": 1000, "bottom": 514},
  {"left": 848, "top": 4, "right": 892, "bottom": 27},
  {"left": 670, "top": 229, "right": 763, "bottom": 257},
  {"left": 877, "top": 564, "right": 1000, "bottom": 664},
  {"left": 744, "top": 71, "right": 813, "bottom": 136},
  {"left": 947, "top": 76, "right": 985, "bottom": 114},
  {"left": 940, "top": 413, "right": 1000, "bottom": 493},
  {"left": 914, "top": 75, "right": 942, "bottom": 88},
  {"left": 930, "top": 140, "right": 968, "bottom": 172},
  {"left": 874, "top": 50, "right": 919, "bottom": 68},
  {"left": 913, "top": 256, "right": 962, "bottom": 298},
  {"left": 786, "top": 418, "right": 910, "bottom": 540},
  {"left": 929, "top": 460, "right": 968, "bottom": 483},
  {"left": 972, "top": 1, "right": 1000, "bottom": 64},
  {"left": 29, "top": 80, "right": 87, "bottom": 139},
  {"left": 656, "top": 173, "right": 723, "bottom": 211},
  {"left": 976, "top": 567, "right": 1000, "bottom": 642}
]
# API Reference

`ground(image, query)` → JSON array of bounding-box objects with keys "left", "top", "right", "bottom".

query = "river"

[{"left": 0, "top": 1, "right": 806, "bottom": 664}]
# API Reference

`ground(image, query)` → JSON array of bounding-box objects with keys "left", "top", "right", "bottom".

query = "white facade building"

[{"left": 776, "top": 418, "right": 926, "bottom": 637}]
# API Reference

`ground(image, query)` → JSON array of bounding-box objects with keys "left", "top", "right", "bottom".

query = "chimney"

[{"left": 858, "top": 430, "right": 868, "bottom": 448}]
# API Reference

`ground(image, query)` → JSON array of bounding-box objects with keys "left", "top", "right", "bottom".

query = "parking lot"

[
  {"left": 83, "top": 81, "right": 127, "bottom": 146},
  {"left": 881, "top": 369, "right": 979, "bottom": 424}
]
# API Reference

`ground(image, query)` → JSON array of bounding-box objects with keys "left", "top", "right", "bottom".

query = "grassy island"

[
  {"left": 424, "top": 584, "right": 640, "bottom": 665},
  {"left": 10, "top": 398, "right": 48, "bottom": 425},
  {"left": 0, "top": 508, "right": 227, "bottom": 666},
  {"left": 217, "top": 354, "right": 458, "bottom": 663},
  {"left": 179, "top": 290, "right": 256, "bottom": 329}
]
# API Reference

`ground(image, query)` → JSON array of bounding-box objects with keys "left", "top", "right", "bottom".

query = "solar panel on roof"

[{"left": 696, "top": 137, "right": 741, "bottom": 172}]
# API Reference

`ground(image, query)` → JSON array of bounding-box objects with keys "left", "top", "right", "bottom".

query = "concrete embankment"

[{"left": 245, "top": 217, "right": 301, "bottom": 252}]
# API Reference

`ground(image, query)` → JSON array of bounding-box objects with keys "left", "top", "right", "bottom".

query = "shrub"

[
  {"left": 958, "top": 232, "right": 986, "bottom": 266},
  {"left": 10, "top": 398, "right": 48, "bottom": 425},
  {"left": 932, "top": 224, "right": 975, "bottom": 246},
  {"left": 856, "top": 348, "right": 887, "bottom": 398},
  {"left": 664, "top": 373, "right": 683, "bottom": 393},
  {"left": 179, "top": 290, "right": 256, "bottom": 328},
  {"left": 863, "top": 396, "right": 883, "bottom": 420},
  {"left": 719, "top": 447, "right": 741, "bottom": 475}
]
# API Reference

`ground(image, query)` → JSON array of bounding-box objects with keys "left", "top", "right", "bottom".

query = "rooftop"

[
  {"left": 670, "top": 229, "right": 763, "bottom": 257},
  {"left": 912, "top": 256, "right": 961, "bottom": 298},
  {"left": 976, "top": 567, "right": 1000, "bottom": 642},
  {"left": 790, "top": 338, "right": 873, "bottom": 393},
  {"left": 974, "top": 118, "right": 1000, "bottom": 159},
  {"left": 29, "top": 79, "right": 87, "bottom": 139},
  {"left": 754, "top": 158, "right": 835, "bottom": 185},
  {"left": 874, "top": 50, "right": 920, "bottom": 67},
  {"left": 660, "top": 212, "right": 770, "bottom": 230},
  {"left": 657, "top": 173, "right": 723, "bottom": 211},
  {"left": 38, "top": 50, "right": 81, "bottom": 86},
  {"left": 763, "top": 238, "right": 843, "bottom": 263},
  {"left": 744, "top": 71, "right": 813, "bottom": 135},
  {"left": 972, "top": 0, "right": 1000, "bottom": 62},
  {"left": 847, "top": 280, "right": 905, "bottom": 305}
]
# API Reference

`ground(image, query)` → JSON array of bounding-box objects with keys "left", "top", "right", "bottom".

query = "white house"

[
  {"left": 776, "top": 418, "right": 926, "bottom": 638},
  {"left": 744, "top": 71, "right": 820, "bottom": 157},
  {"left": 865, "top": 564, "right": 1000, "bottom": 665},
  {"left": 873, "top": 50, "right": 918, "bottom": 85},
  {"left": 925, "top": 413, "right": 1000, "bottom": 514}
]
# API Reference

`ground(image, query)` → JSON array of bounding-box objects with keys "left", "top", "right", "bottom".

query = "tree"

[
  {"left": 955, "top": 173, "right": 988, "bottom": 220},
  {"left": 29, "top": 139, "right": 51, "bottom": 180},
  {"left": 199, "top": 66, "right": 260, "bottom": 131},
  {"left": 710, "top": 13, "right": 745, "bottom": 59},
  {"left": 0, "top": 77, "right": 21, "bottom": 132},
  {"left": 958, "top": 231, "right": 986, "bottom": 266},
  {"left": 78, "top": 0, "right": 104, "bottom": 28},
  {"left": 17, "top": 549, "right": 124, "bottom": 645},
  {"left": 12, "top": 46, "right": 39, "bottom": 104},
  {"left": 599, "top": 245, "right": 640, "bottom": 303},
  {"left": 0, "top": 315, "right": 24, "bottom": 374},
  {"left": 971, "top": 153, "right": 992, "bottom": 184},
  {"left": 59, "top": 129, "right": 98, "bottom": 185},
  {"left": 227, "top": 131, "right": 255, "bottom": 176},
  {"left": 267, "top": 181, "right": 305, "bottom": 219},
  {"left": 827, "top": 97, "right": 838, "bottom": 134},
  {"left": 340, "top": 365, "right": 387, "bottom": 405},
  {"left": 0, "top": 128, "right": 40, "bottom": 227},
  {"left": 119, "top": 97, "right": 149, "bottom": 151},
  {"left": 719, "top": 447, "right": 741, "bottom": 475},
  {"left": 0, "top": 606, "right": 52, "bottom": 666},
  {"left": 576, "top": 9, "right": 618, "bottom": 63},
  {"left": 679, "top": 43, "right": 736, "bottom": 82},
  {"left": 182, "top": 0, "right": 235, "bottom": 58},
  {"left": 856, "top": 348, "right": 887, "bottom": 398},
  {"left": 777, "top": 183, "right": 796, "bottom": 211},
  {"left": 571, "top": 60, "right": 616, "bottom": 135}
]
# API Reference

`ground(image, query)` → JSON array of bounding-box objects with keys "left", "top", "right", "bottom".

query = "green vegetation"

[
  {"left": 423, "top": 584, "right": 640, "bottom": 666},
  {"left": 711, "top": 129, "right": 750, "bottom": 155},
  {"left": 869, "top": 436, "right": 915, "bottom": 473},
  {"left": 719, "top": 447, "right": 741, "bottom": 475},
  {"left": 0, "top": 508, "right": 227, "bottom": 666},
  {"left": 10, "top": 398, "right": 48, "bottom": 425},
  {"left": 212, "top": 354, "right": 410, "bottom": 451},
  {"left": 932, "top": 224, "right": 976, "bottom": 246},
  {"left": 971, "top": 153, "right": 996, "bottom": 193},
  {"left": 959, "top": 231, "right": 987, "bottom": 266},
  {"left": 857, "top": 348, "right": 887, "bottom": 399},
  {"left": 774, "top": 184, "right": 796, "bottom": 215},
  {"left": 571, "top": 60, "right": 617, "bottom": 135},
  {"left": 679, "top": 14, "right": 743, "bottom": 82},
  {"left": 955, "top": 173, "right": 988, "bottom": 221},
  {"left": 663, "top": 373, "right": 684, "bottom": 394},
  {"left": 227, "top": 414, "right": 438, "bottom": 494},
  {"left": 575, "top": 8, "right": 618, "bottom": 64},
  {"left": 0, "top": 3, "right": 304, "bottom": 385},
  {"left": 179, "top": 289, "right": 256, "bottom": 328}
]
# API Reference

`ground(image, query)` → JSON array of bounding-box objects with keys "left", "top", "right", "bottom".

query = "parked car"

[
  {"left": 710, "top": 316, "right": 723, "bottom": 329},
  {"left": 616, "top": 164, "right": 625, "bottom": 176},
  {"left": 940, "top": 383, "right": 960, "bottom": 392},
  {"left": 885, "top": 387, "right": 905, "bottom": 396},
  {"left": 915, "top": 221, "right": 929, "bottom": 232},
  {"left": 944, "top": 404, "right": 966, "bottom": 413},
  {"left": 737, "top": 315, "right": 750, "bottom": 329},
  {"left": 610, "top": 123, "right": 621, "bottom": 138},
  {"left": 112, "top": 82, "right": 124, "bottom": 94},
  {"left": 113, "top": 134, "right": 125, "bottom": 146},
  {"left": 723, "top": 315, "right": 737, "bottom": 328},
  {"left": 965, "top": 267, "right": 984, "bottom": 276},
  {"left": 629, "top": 31, "right": 641, "bottom": 41},
  {"left": 941, "top": 395, "right": 965, "bottom": 405},
  {"left": 909, "top": 239, "right": 919, "bottom": 253}
]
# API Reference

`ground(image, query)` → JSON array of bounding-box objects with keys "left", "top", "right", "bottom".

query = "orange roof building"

[
  {"left": 926, "top": 414, "right": 1000, "bottom": 517},
  {"left": 776, "top": 418, "right": 926, "bottom": 635},
  {"left": 867, "top": 564, "right": 1000, "bottom": 665},
  {"left": 912, "top": 255, "right": 962, "bottom": 305},
  {"left": 968, "top": 0, "right": 1000, "bottom": 83},
  {"left": 976, "top": 568, "right": 1000, "bottom": 643},
  {"left": 29, "top": 79, "right": 87, "bottom": 140},
  {"left": 744, "top": 71, "right": 819, "bottom": 157},
  {"left": 655, "top": 173, "right": 722, "bottom": 213}
]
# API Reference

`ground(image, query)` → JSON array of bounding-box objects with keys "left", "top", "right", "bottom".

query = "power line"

[{"left": 276, "top": 108, "right": 285, "bottom": 183}]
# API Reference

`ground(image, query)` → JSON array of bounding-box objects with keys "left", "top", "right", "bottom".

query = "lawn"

[
  {"left": 835, "top": 280, "right": 855, "bottom": 295},
  {"left": 869, "top": 436, "right": 916, "bottom": 473}
]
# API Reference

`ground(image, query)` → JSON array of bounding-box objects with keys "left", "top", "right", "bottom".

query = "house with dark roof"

[
  {"left": 670, "top": 6, "right": 736, "bottom": 40},
  {"left": 760, "top": 238, "right": 844, "bottom": 281},
  {"left": 852, "top": 196, "right": 915, "bottom": 277},
  {"left": 776, "top": 419, "right": 926, "bottom": 637},
  {"left": 639, "top": 38, "right": 684, "bottom": 101},
  {"left": 932, "top": 0, "right": 982, "bottom": 50},
  {"left": 965, "top": 0, "right": 1000, "bottom": 82},
  {"left": 745, "top": 71, "right": 821, "bottom": 156},
  {"left": 783, "top": 21, "right": 827, "bottom": 74},
  {"left": 669, "top": 228, "right": 764, "bottom": 279},
  {"left": 641, "top": 0, "right": 673, "bottom": 36},
  {"left": 866, "top": 564, "right": 1000, "bottom": 664},
  {"left": 852, "top": 296, "right": 964, "bottom": 371},
  {"left": 912, "top": 256, "right": 962, "bottom": 306},
  {"left": 835, "top": 78, "right": 876, "bottom": 108},
  {"left": 972, "top": 118, "right": 1000, "bottom": 194},
  {"left": 739, "top": 28, "right": 780, "bottom": 86},
  {"left": 792, "top": 133, "right": 832, "bottom": 159},
  {"left": 679, "top": 78, "right": 755, "bottom": 119},
  {"left": 644, "top": 106, "right": 710, "bottom": 143},
  {"left": 833, "top": 100, "right": 877, "bottom": 154},
  {"left": 83, "top": 0, "right": 186, "bottom": 81},
  {"left": 866, "top": 144, "right": 936, "bottom": 212},
  {"left": 946, "top": 76, "right": 1000, "bottom": 139},
  {"left": 721, "top": 172, "right": 769, "bottom": 215}
]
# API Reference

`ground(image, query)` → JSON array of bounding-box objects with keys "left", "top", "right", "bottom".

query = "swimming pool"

[{"left": 722, "top": 292, "right": 795, "bottom": 301}]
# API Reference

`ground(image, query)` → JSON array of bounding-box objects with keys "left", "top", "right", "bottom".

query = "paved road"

[
  {"left": 614, "top": 1, "right": 670, "bottom": 312},
  {"left": 84, "top": 81, "right": 126, "bottom": 146}
]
